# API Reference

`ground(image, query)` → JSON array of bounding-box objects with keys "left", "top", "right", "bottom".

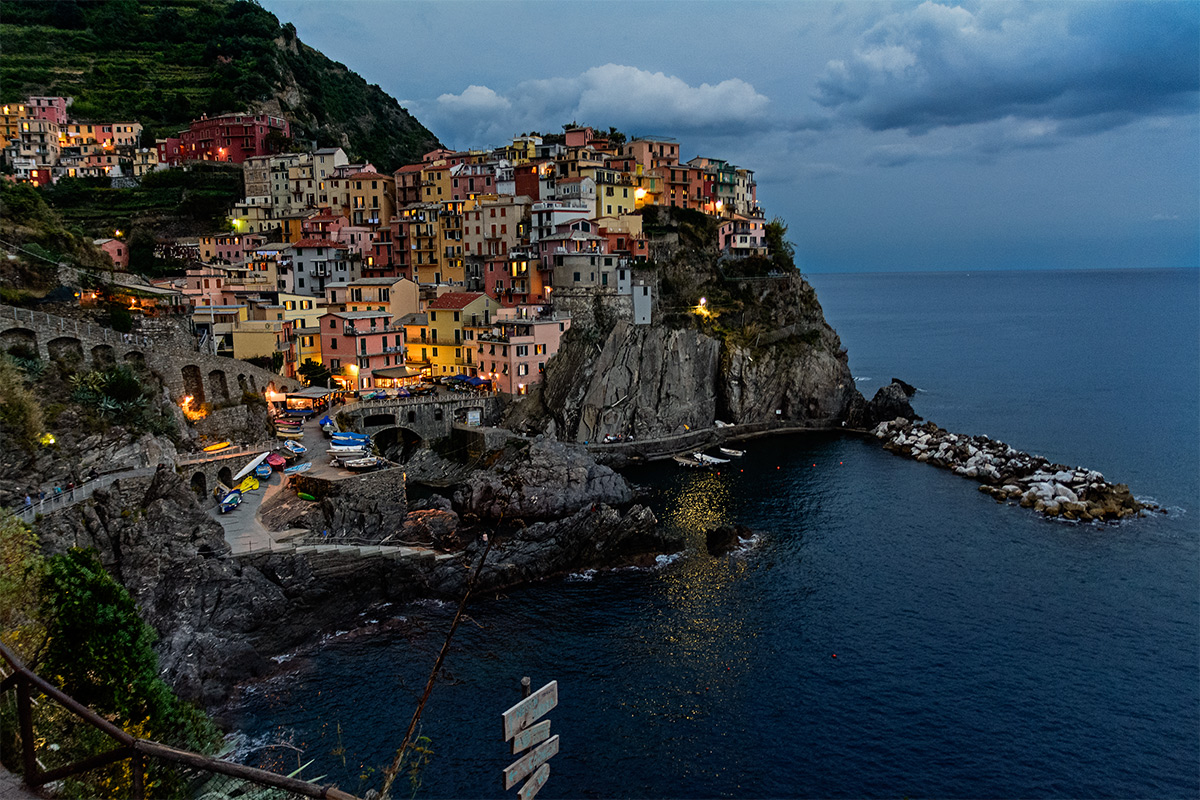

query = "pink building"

[
  {"left": 318, "top": 310, "right": 402, "bottom": 390},
  {"left": 471, "top": 315, "right": 572, "bottom": 395},
  {"left": 26, "top": 96, "right": 69, "bottom": 125},
  {"left": 93, "top": 238, "right": 128, "bottom": 268},
  {"left": 183, "top": 268, "right": 238, "bottom": 307}
]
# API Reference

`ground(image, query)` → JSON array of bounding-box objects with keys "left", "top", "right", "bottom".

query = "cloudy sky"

[{"left": 261, "top": 1, "right": 1198, "bottom": 273}]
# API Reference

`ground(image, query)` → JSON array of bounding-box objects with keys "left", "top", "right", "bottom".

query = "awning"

[{"left": 372, "top": 366, "right": 423, "bottom": 379}]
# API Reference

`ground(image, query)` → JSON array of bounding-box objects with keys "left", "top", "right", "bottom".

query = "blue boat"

[
  {"left": 254, "top": 463, "right": 273, "bottom": 479},
  {"left": 219, "top": 489, "right": 241, "bottom": 513},
  {"left": 284, "top": 440, "right": 307, "bottom": 455},
  {"left": 331, "top": 432, "right": 370, "bottom": 443},
  {"left": 284, "top": 461, "right": 312, "bottom": 474}
]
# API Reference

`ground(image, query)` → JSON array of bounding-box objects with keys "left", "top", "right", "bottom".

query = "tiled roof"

[
  {"left": 291, "top": 238, "right": 344, "bottom": 249},
  {"left": 427, "top": 291, "right": 485, "bottom": 310}
]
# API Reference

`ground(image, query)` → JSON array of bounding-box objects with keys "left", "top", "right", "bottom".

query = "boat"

[
  {"left": 719, "top": 447, "right": 745, "bottom": 457},
  {"left": 297, "top": 492, "right": 317, "bottom": 502},
  {"left": 329, "top": 442, "right": 371, "bottom": 453},
  {"left": 693, "top": 452, "right": 730, "bottom": 465},
  {"left": 342, "top": 456, "right": 384, "bottom": 471},
  {"left": 284, "top": 461, "right": 312, "bottom": 474},
  {"left": 276, "top": 429, "right": 304, "bottom": 440},
  {"left": 254, "top": 463, "right": 273, "bottom": 479},
  {"left": 233, "top": 452, "right": 271, "bottom": 482},
  {"left": 283, "top": 440, "right": 307, "bottom": 455},
  {"left": 238, "top": 475, "right": 259, "bottom": 493},
  {"left": 272, "top": 417, "right": 303, "bottom": 427},
  {"left": 265, "top": 453, "right": 287, "bottom": 470},
  {"left": 203, "top": 441, "right": 232, "bottom": 453},
  {"left": 673, "top": 454, "right": 708, "bottom": 469},
  {"left": 318, "top": 415, "right": 333, "bottom": 426},
  {"left": 218, "top": 489, "right": 241, "bottom": 513},
  {"left": 331, "top": 431, "right": 370, "bottom": 441}
]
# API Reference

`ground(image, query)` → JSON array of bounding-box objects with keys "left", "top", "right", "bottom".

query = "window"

[
  {"left": 432, "top": 347, "right": 438, "bottom": 356},
  {"left": 329, "top": 320, "right": 336, "bottom": 329},
  {"left": 330, "top": 339, "right": 338, "bottom": 349},
  {"left": 430, "top": 311, "right": 436, "bottom": 322},
  {"left": 573, "top": 272, "right": 581, "bottom": 282},
  {"left": 453, "top": 311, "right": 460, "bottom": 322},
  {"left": 518, "top": 363, "right": 528, "bottom": 376},
  {"left": 516, "top": 345, "right": 529, "bottom": 357}
]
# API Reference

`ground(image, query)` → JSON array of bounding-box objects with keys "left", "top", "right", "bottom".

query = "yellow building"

[
  {"left": 231, "top": 318, "right": 287, "bottom": 362},
  {"left": 420, "top": 164, "right": 453, "bottom": 202},
  {"left": 423, "top": 291, "right": 498, "bottom": 377},
  {"left": 347, "top": 171, "right": 396, "bottom": 230},
  {"left": 1, "top": 103, "right": 28, "bottom": 149},
  {"left": 278, "top": 292, "right": 324, "bottom": 327},
  {"left": 343, "top": 277, "right": 420, "bottom": 317}
]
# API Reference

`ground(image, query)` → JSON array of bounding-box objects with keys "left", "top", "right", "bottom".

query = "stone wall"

[
  {"left": 0, "top": 303, "right": 297, "bottom": 404},
  {"left": 290, "top": 468, "right": 409, "bottom": 540}
]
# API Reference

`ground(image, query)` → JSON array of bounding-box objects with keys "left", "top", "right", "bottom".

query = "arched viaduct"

[
  {"left": 0, "top": 304, "right": 298, "bottom": 407},
  {"left": 342, "top": 395, "right": 502, "bottom": 444}
]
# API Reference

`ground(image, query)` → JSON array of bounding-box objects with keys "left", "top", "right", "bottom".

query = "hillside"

[{"left": 0, "top": 0, "right": 440, "bottom": 170}]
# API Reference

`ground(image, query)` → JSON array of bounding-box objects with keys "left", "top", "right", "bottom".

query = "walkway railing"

[
  {"left": 8, "top": 467, "right": 157, "bottom": 524},
  {"left": 0, "top": 642, "right": 357, "bottom": 800}
]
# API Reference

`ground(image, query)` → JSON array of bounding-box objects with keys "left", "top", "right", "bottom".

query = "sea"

[{"left": 231, "top": 268, "right": 1199, "bottom": 799}]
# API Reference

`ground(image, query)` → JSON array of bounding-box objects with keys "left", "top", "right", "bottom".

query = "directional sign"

[
  {"left": 501, "top": 681, "right": 557, "bottom": 741},
  {"left": 517, "top": 763, "right": 550, "bottom": 800},
  {"left": 504, "top": 735, "right": 559, "bottom": 790},
  {"left": 511, "top": 720, "right": 550, "bottom": 755}
]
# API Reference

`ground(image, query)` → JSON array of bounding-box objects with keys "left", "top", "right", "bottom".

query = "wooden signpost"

[{"left": 502, "top": 679, "right": 558, "bottom": 799}]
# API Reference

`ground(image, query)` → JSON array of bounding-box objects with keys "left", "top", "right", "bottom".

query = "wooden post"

[
  {"left": 130, "top": 751, "right": 145, "bottom": 800},
  {"left": 16, "top": 676, "right": 37, "bottom": 785},
  {"left": 521, "top": 676, "right": 531, "bottom": 699}
]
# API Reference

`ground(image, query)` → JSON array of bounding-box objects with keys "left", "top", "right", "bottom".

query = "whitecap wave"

[
  {"left": 566, "top": 569, "right": 597, "bottom": 581},
  {"left": 854, "top": 376, "right": 871, "bottom": 382}
]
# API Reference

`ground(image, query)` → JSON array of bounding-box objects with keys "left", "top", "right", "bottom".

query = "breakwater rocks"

[{"left": 872, "top": 418, "right": 1154, "bottom": 521}]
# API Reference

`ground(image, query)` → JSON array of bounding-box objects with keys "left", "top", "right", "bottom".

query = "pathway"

[{"left": 10, "top": 467, "right": 157, "bottom": 524}]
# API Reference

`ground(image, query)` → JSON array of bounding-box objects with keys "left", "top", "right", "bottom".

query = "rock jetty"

[{"left": 872, "top": 418, "right": 1154, "bottom": 521}]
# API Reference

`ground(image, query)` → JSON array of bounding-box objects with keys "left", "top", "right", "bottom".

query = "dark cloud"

[{"left": 813, "top": 2, "right": 1200, "bottom": 134}]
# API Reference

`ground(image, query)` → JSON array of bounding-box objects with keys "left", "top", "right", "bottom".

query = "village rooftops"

[
  {"left": 290, "top": 238, "right": 345, "bottom": 249},
  {"left": 399, "top": 312, "right": 428, "bottom": 326},
  {"left": 348, "top": 277, "right": 405, "bottom": 286},
  {"left": 326, "top": 310, "right": 394, "bottom": 320},
  {"left": 427, "top": 291, "right": 485, "bottom": 310}
]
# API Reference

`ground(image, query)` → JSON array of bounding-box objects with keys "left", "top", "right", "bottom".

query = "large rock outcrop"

[{"left": 453, "top": 438, "right": 632, "bottom": 519}]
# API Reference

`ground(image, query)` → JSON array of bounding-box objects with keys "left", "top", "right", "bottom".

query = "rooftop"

[{"left": 427, "top": 291, "right": 486, "bottom": 310}]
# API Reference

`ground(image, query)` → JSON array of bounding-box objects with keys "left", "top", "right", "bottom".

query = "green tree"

[
  {"left": 298, "top": 359, "right": 330, "bottom": 388},
  {"left": 765, "top": 217, "right": 796, "bottom": 271}
]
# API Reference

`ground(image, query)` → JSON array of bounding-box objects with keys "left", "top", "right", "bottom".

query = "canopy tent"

[{"left": 371, "top": 365, "right": 424, "bottom": 388}]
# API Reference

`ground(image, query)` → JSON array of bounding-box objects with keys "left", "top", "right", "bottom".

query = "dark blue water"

[{"left": 233, "top": 269, "right": 1199, "bottom": 798}]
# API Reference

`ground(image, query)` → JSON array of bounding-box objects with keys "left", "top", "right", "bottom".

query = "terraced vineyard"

[{"left": 0, "top": 0, "right": 439, "bottom": 169}]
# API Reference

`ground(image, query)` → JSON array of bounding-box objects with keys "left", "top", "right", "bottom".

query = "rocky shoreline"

[{"left": 871, "top": 417, "right": 1156, "bottom": 521}]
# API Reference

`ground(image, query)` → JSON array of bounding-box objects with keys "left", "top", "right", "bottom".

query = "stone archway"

[
  {"left": 47, "top": 336, "right": 84, "bottom": 366},
  {"left": 190, "top": 471, "right": 207, "bottom": 496},
  {"left": 208, "top": 370, "right": 231, "bottom": 403},
  {"left": 374, "top": 426, "right": 424, "bottom": 463},
  {"left": 182, "top": 365, "right": 206, "bottom": 405},
  {"left": 217, "top": 466, "right": 233, "bottom": 489},
  {"left": 0, "top": 328, "right": 38, "bottom": 360},
  {"left": 91, "top": 344, "right": 115, "bottom": 368},
  {"left": 123, "top": 350, "right": 147, "bottom": 370},
  {"left": 237, "top": 373, "right": 248, "bottom": 394}
]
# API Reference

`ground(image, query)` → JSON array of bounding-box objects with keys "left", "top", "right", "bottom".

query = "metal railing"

[{"left": 0, "top": 642, "right": 357, "bottom": 800}]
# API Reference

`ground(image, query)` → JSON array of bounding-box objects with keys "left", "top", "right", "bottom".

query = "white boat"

[
  {"left": 232, "top": 452, "right": 271, "bottom": 482},
  {"left": 673, "top": 454, "right": 708, "bottom": 469},
  {"left": 719, "top": 447, "right": 745, "bottom": 457},
  {"left": 329, "top": 443, "right": 372, "bottom": 453},
  {"left": 343, "top": 456, "right": 384, "bottom": 471},
  {"left": 284, "top": 461, "right": 312, "bottom": 474},
  {"left": 283, "top": 440, "right": 307, "bottom": 455},
  {"left": 693, "top": 452, "right": 730, "bottom": 465}
]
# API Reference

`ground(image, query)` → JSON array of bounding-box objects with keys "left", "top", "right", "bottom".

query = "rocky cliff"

[
  {"left": 527, "top": 269, "right": 864, "bottom": 442},
  {"left": 29, "top": 440, "right": 677, "bottom": 710}
]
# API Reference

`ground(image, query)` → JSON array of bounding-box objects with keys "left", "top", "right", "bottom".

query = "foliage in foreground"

[{"left": 0, "top": 537, "right": 220, "bottom": 798}]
